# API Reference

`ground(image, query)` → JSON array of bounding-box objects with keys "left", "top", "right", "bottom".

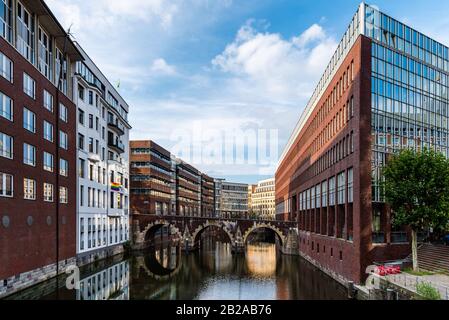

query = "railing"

[{"left": 387, "top": 272, "right": 449, "bottom": 300}]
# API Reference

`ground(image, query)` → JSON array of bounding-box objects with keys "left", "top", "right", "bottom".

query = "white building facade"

[
  {"left": 251, "top": 178, "right": 275, "bottom": 220},
  {"left": 74, "top": 44, "right": 131, "bottom": 265}
]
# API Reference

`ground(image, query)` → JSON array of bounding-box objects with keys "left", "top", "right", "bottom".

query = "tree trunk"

[{"left": 411, "top": 229, "right": 419, "bottom": 271}]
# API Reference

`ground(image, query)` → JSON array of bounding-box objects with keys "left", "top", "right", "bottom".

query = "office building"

[
  {"left": 252, "top": 178, "right": 275, "bottom": 220},
  {"left": 74, "top": 44, "right": 131, "bottom": 265},
  {"left": 0, "top": 0, "right": 83, "bottom": 297},
  {"left": 276, "top": 3, "right": 447, "bottom": 283}
]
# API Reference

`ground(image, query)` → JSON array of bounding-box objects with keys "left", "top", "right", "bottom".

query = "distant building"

[
  {"left": 247, "top": 184, "right": 257, "bottom": 217},
  {"left": 252, "top": 178, "right": 275, "bottom": 220},
  {"left": 215, "top": 180, "right": 249, "bottom": 219},
  {"left": 130, "top": 140, "right": 215, "bottom": 218}
]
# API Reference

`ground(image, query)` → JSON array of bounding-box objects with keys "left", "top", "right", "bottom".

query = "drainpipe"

[{"left": 55, "top": 26, "right": 71, "bottom": 282}]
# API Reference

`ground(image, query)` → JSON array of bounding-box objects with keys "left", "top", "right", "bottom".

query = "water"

[{"left": 6, "top": 240, "right": 348, "bottom": 300}]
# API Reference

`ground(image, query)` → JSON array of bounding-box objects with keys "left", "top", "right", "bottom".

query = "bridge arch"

[
  {"left": 192, "top": 220, "right": 234, "bottom": 244},
  {"left": 242, "top": 222, "right": 286, "bottom": 247},
  {"left": 142, "top": 219, "right": 182, "bottom": 243}
]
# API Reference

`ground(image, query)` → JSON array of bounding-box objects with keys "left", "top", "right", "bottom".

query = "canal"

[{"left": 6, "top": 239, "right": 348, "bottom": 300}]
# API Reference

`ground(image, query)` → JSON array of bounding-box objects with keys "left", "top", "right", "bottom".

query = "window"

[
  {"left": 348, "top": 168, "right": 354, "bottom": 203},
  {"left": 78, "top": 133, "right": 84, "bottom": 150},
  {"left": 43, "top": 151, "right": 53, "bottom": 172},
  {"left": 0, "top": 90, "right": 13, "bottom": 121},
  {"left": 79, "top": 158, "right": 85, "bottom": 178},
  {"left": 43, "top": 90, "right": 53, "bottom": 112},
  {"left": 23, "top": 107, "right": 35, "bottom": 133},
  {"left": 23, "top": 143, "right": 35, "bottom": 166},
  {"left": 0, "top": 132, "right": 13, "bottom": 159},
  {"left": 337, "top": 172, "right": 345, "bottom": 204},
  {"left": 23, "top": 73, "right": 35, "bottom": 99},
  {"left": 0, "top": 172, "right": 13, "bottom": 197},
  {"left": 89, "top": 114, "right": 93, "bottom": 128},
  {"left": 38, "top": 26, "right": 52, "bottom": 81},
  {"left": 59, "top": 103, "right": 67, "bottom": 122},
  {"left": 89, "top": 91, "right": 93, "bottom": 105},
  {"left": 80, "top": 185, "right": 84, "bottom": 206},
  {"left": 59, "top": 186, "right": 68, "bottom": 204},
  {"left": 55, "top": 48, "right": 67, "bottom": 94},
  {"left": 60, "top": 158, "right": 68, "bottom": 177},
  {"left": 0, "top": 51, "right": 12, "bottom": 82},
  {"left": 43, "top": 121, "right": 53, "bottom": 142},
  {"left": 23, "top": 178, "right": 35, "bottom": 200},
  {"left": 17, "top": 3, "right": 34, "bottom": 63},
  {"left": 89, "top": 137, "right": 94, "bottom": 153},
  {"left": 59, "top": 131, "right": 68, "bottom": 150},
  {"left": 78, "top": 109, "right": 84, "bottom": 125},
  {"left": 43, "top": 183, "right": 54, "bottom": 202},
  {"left": 78, "top": 85, "right": 84, "bottom": 100},
  {"left": 0, "top": 0, "right": 13, "bottom": 42}
]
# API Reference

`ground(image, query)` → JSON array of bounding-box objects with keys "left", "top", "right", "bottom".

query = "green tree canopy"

[{"left": 383, "top": 148, "right": 449, "bottom": 233}]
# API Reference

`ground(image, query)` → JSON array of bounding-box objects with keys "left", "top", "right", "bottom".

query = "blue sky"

[{"left": 47, "top": 0, "right": 449, "bottom": 184}]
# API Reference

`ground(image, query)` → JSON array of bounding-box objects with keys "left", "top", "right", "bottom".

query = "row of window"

[
  {"left": 365, "top": 4, "right": 449, "bottom": 72},
  {"left": 1, "top": 2, "right": 68, "bottom": 92},
  {"left": 300, "top": 237, "right": 344, "bottom": 261},
  {"left": 279, "top": 59, "right": 355, "bottom": 174},
  {"left": 312, "top": 131, "right": 354, "bottom": 177},
  {"left": 79, "top": 217, "right": 128, "bottom": 251},
  {"left": 0, "top": 132, "right": 68, "bottom": 174},
  {"left": 0, "top": 172, "right": 67, "bottom": 203},
  {"left": 298, "top": 169, "right": 354, "bottom": 211}
]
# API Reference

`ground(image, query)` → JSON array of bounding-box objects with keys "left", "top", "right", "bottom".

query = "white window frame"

[
  {"left": 0, "top": 132, "right": 13, "bottom": 159},
  {"left": 59, "top": 186, "right": 68, "bottom": 204},
  {"left": 43, "top": 151, "right": 53, "bottom": 172},
  {"left": 59, "top": 103, "right": 67, "bottom": 122},
  {"left": 0, "top": 90, "right": 13, "bottom": 121},
  {"left": 23, "top": 73, "right": 35, "bottom": 99},
  {"left": 0, "top": 51, "right": 13, "bottom": 82},
  {"left": 23, "top": 143, "right": 35, "bottom": 166},
  {"left": 0, "top": 172, "right": 13, "bottom": 197},
  {"left": 43, "top": 182, "right": 54, "bottom": 202},
  {"left": 43, "top": 120, "right": 53, "bottom": 142},
  {"left": 43, "top": 90, "right": 53, "bottom": 112},
  {"left": 59, "top": 130, "right": 68, "bottom": 150},
  {"left": 23, "top": 177, "right": 35, "bottom": 200},
  {"left": 23, "top": 107, "right": 35, "bottom": 133},
  {"left": 60, "top": 158, "right": 68, "bottom": 177}
]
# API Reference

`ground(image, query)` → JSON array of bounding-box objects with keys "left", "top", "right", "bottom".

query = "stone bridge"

[{"left": 132, "top": 214, "right": 299, "bottom": 255}]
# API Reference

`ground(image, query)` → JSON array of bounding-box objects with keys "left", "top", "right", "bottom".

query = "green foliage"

[
  {"left": 382, "top": 148, "right": 449, "bottom": 232},
  {"left": 416, "top": 282, "right": 441, "bottom": 300}
]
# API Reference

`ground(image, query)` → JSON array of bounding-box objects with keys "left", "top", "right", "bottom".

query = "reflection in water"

[
  {"left": 246, "top": 243, "right": 277, "bottom": 277},
  {"left": 7, "top": 240, "right": 348, "bottom": 300},
  {"left": 78, "top": 261, "right": 129, "bottom": 300}
]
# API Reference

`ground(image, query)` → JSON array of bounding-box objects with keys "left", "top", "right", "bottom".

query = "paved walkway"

[{"left": 386, "top": 273, "right": 449, "bottom": 300}]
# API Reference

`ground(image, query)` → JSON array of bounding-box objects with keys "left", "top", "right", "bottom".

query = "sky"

[{"left": 46, "top": 0, "right": 449, "bottom": 184}]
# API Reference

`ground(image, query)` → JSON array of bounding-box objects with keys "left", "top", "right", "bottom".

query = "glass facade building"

[{"left": 276, "top": 3, "right": 449, "bottom": 283}]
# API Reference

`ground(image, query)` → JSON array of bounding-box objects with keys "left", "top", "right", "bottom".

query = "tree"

[{"left": 383, "top": 148, "right": 449, "bottom": 271}]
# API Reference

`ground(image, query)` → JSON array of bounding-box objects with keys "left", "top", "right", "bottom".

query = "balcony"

[
  {"left": 108, "top": 117, "right": 125, "bottom": 136},
  {"left": 108, "top": 137, "right": 125, "bottom": 154}
]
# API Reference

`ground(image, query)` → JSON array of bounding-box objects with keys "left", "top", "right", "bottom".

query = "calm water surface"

[{"left": 7, "top": 240, "right": 347, "bottom": 300}]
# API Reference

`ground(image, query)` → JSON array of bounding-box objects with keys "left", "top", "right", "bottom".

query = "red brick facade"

[
  {"left": 275, "top": 35, "right": 410, "bottom": 283},
  {"left": 0, "top": 36, "right": 77, "bottom": 281}
]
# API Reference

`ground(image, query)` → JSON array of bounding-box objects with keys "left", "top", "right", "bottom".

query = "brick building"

[
  {"left": 0, "top": 0, "right": 82, "bottom": 296},
  {"left": 276, "top": 3, "right": 448, "bottom": 283}
]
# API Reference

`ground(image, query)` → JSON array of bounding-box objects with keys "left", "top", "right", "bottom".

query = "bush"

[{"left": 416, "top": 282, "right": 441, "bottom": 300}]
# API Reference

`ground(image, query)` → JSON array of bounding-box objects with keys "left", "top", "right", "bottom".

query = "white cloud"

[
  {"left": 212, "top": 20, "right": 338, "bottom": 103},
  {"left": 151, "top": 58, "right": 177, "bottom": 75}
]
